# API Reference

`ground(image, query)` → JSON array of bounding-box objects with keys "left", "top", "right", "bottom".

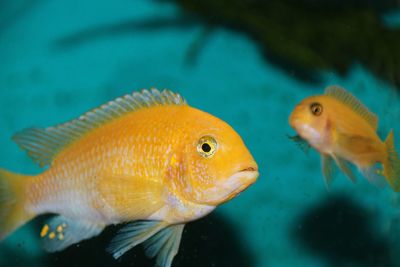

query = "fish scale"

[
  {"left": 0, "top": 89, "right": 258, "bottom": 267},
  {"left": 289, "top": 85, "right": 400, "bottom": 191}
]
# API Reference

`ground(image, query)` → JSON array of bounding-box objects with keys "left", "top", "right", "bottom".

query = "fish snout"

[
  {"left": 289, "top": 104, "right": 306, "bottom": 130},
  {"left": 289, "top": 113, "right": 300, "bottom": 129}
]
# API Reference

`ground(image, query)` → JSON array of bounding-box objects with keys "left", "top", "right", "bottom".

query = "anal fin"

[
  {"left": 40, "top": 215, "right": 105, "bottom": 252},
  {"left": 361, "top": 163, "right": 387, "bottom": 188}
]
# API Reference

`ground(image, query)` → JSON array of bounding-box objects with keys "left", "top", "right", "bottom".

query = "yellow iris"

[{"left": 197, "top": 136, "right": 218, "bottom": 158}]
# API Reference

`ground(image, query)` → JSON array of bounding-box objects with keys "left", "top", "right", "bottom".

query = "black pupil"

[{"left": 202, "top": 143, "right": 212, "bottom": 153}]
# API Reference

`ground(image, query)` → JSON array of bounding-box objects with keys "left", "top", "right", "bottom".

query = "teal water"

[{"left": 1, "top": 1, "right": 400, "bottom": 266}]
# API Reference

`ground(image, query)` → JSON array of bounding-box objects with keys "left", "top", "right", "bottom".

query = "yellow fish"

[
  {"left": 0, "top": 89, "right": 258, "bottom": 266},
  {"left": 289, "top": 85, "right": 400, "bottom": 190}
]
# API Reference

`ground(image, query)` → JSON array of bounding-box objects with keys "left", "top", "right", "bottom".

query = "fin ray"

[
  {"left": 321, "top": 154, "right": 334, "bottom": 189},
  {"left": 107, "top": 221, "right": 167, "bottom": 259},
  {"left": 13, "top": 89, "right": 186, "bottom": 167},
  {"left": 325, "top": 85, "right": 378, "bottom": 129},
  {"left": 332, "top": 154, "right": 357, "bottom": 183},
  {"left": 144, "top": 224, "right": 185, "bottom": 267},
  {"left": 383, "top": 130, "right": 400, "bottom": 191}
]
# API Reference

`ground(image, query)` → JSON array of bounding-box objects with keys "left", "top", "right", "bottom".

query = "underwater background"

[{"left": 1, "top": 0, "right": 400, "bottom": 266}]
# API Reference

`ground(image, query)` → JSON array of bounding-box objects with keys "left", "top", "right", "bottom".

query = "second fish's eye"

[
  {"left": 310, "top": 102, "right": 323, "bottom": 116},
  {"left": 197, "top": 136, "right": 217, "bottom": 158}
]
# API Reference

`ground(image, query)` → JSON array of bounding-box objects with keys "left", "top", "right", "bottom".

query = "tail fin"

[
  {"left": 0, "top": 168, "right": 34, "bottom": 240},
  {"left": 383, "top": 130, "right": 400, "bottom": 191}
]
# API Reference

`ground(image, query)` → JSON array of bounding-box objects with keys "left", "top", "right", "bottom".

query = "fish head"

[
  {"left": 289, "top": 95, "right": 330, "bottom": 147},
  {"left": 180, "top": 108, "right": 258, "bottom": 206}
]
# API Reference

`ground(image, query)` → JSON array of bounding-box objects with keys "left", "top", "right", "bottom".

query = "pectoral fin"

[
  {"left": 97, "top": 173, "right": 164, "bottom": 220},
  {"left": 41, "top": 216, "right": 105, "bottom": 252},
  {"left": 331, "top": 154, "right": 357, "bottom": 183}
]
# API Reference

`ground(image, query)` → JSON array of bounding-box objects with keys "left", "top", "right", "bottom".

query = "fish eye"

[
  {"left": 197, "top": 136, "right": 217, "bottom": 158},
  {"left": 310, "top": 102, "right": 323, "bottom": 116}
]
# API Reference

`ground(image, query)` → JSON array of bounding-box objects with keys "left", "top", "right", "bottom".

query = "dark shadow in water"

[
  {"left": 166, "top": 0, "right": 400, "bottom": 87},
  {"left": 52, "top": 0, "right": 400, "bottom": 87},
  {"left": 292, "top": 194, "right": 397, "bottom": 267},
  {"left": 0, "top": 245, "right": 41, "bottom": 267},
  {"left": 54, "top": 15, "right": 200, "bottom": 49},
  {"left": 40, "top": 213, "right": 255, "bottom": 267}
]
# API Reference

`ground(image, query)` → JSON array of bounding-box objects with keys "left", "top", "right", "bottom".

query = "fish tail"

[
  {"left": 0, "top": 168, "right": 34, "bottom": 240},
  {"left": 383, "top": 130, "right": 400, "bottom": 191}
]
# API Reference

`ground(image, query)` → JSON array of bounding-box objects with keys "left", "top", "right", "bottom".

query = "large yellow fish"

[
  {"left": 289, "top": 85, "right": 400, "bottom": 190},
  {"left": 0, "top": 89, "right": 258, "bottom": 266}
]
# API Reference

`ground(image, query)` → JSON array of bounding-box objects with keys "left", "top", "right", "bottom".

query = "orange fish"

[
  {"left": 289, "top": 85, "right": 400, "bottom": 190},
  {"left": 0, "top": 89, "right": 258, "bottom": 267}
]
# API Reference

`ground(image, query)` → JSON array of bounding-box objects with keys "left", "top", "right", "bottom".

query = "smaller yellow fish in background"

[
  {"left": 0, "top": 88, "right": 258, "bottom": 267},
  {"left": 289, "top": 85, "right": 400, "bottom": 190}
]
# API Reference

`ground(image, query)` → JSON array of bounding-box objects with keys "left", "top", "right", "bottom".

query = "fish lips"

[{"left": 202, "top": 168, "right": 259, "bottom": 206}]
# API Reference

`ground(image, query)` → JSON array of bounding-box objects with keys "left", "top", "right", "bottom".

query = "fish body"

[
  {"left": 289, "top": 85, "right": 400, "bottom": 190},
  {"left": 0, "top": 89, "right": 258, "bottom": 266}
]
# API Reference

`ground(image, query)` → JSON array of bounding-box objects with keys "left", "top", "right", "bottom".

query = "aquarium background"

[{"left": 1, "top": 0, "right": 400, "bottom": 266}]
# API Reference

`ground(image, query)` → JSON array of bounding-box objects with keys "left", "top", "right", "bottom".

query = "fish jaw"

[
  {"left": 153, "top": 168, "right": 259, "bottom": 223},
  {"left": 200, "top": 168, "right": 259, "bottom": 206},
  {"left": 147, "top": 190, "right": 216, "bottom": 223},
  {"left": 289, "top": 103, "right": 323, "bottom": 147},
  {"left": 290, "top": 116, "right": 333, "bottom": 154}
]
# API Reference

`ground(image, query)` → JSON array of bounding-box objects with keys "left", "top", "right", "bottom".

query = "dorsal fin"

[
  {"left": 12, "top": 88, "right": 187, "bottom": 167},
  {"left": 324, "top": 85, "right": 378, "bottom": 130}
]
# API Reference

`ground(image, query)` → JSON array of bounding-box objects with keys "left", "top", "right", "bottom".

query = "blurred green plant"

[{"left": 172, "top": 0, "right": 400, "bottom": 85}]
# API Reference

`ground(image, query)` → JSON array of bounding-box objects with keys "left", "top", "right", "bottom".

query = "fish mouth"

[
  {"left": 202, "top": 166, "right": 259, "bottom": 206},
  {"left": 240, "top": 167, "right": 257, "bottom": 172},
  {"left": 227, "top": 168, "right": 259, "bottom": 196}
]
